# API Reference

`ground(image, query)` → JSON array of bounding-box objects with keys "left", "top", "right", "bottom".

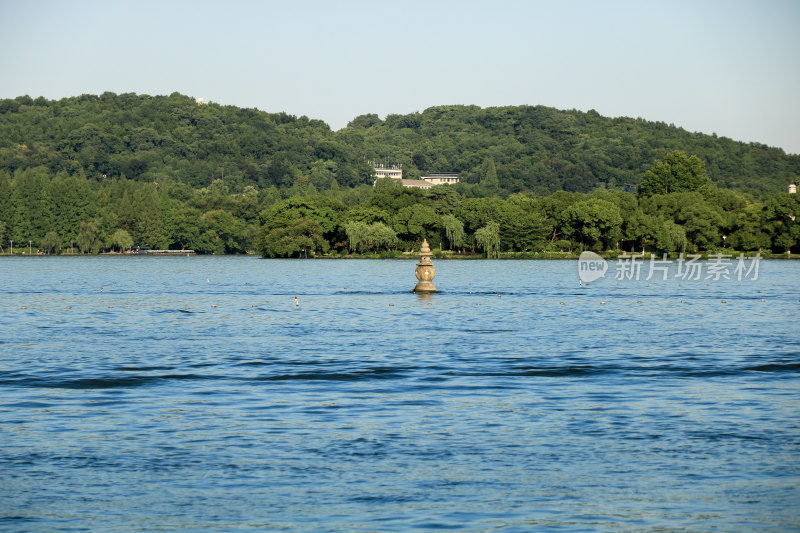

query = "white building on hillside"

[
  {"left": 421, "top": 172, "right": 459, "bottom": 185},
  {"left": 372, "top": 162, "right": 403, "bottom": 181},
  {"left": 372, "top": 164, "right": 459, "bottom": 189}
]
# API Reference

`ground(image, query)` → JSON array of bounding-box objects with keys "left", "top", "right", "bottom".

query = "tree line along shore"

[
  {"left": 0, "top": 93, "right": 798, "bottom": 257},
  {"left": 1, "top": 149, "right": 798, "bottom": 258}
]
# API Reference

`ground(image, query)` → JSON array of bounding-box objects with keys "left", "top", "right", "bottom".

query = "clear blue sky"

[{"left": 1, "top": 0, "right": 798, "bottom": 153}]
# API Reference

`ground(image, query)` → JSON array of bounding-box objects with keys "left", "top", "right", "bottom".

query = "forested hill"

[
  {"left": 0, "top": 92, "right": 375, "bottom": 191},
  {"left": 340, "top": 106, "right": 798, "bottom": 196},
  {"left": 0, "top": 92, "right": 797, "bottom": 196}
]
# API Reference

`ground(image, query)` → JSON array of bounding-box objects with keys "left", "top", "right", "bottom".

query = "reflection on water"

[{"left": 1, "top": 256, "right": 799, "bottom": 531}]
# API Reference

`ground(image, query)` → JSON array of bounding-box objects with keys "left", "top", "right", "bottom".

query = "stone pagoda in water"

[{"left": 412, "top": 239, "right": 437, "bottom": 293}]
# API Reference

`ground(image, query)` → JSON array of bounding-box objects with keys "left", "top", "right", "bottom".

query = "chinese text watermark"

[{"left": 578, "top": 252, "right": 761, "bottom": 283}]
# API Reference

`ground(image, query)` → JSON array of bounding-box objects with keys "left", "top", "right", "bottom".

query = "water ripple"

[{"left": 1, "top": 257, "right": 798, "bottom": 532}]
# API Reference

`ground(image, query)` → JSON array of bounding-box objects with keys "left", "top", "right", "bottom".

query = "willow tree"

[
  {"left": 345, "top": 220, "right": 370, "bottom": 252},
  {"left": 365, "top": 222, "right": 397, "bottom": 253},
  {"left": 110, "top": 229, "right": 133, "bottom": 253},
  {"left": 474, "top": 221, "right": 500, "bottom": 258},
  {"left": 76, "top": 219, "right": 101, "bottom": 254},
  {"left": 442, "top": 214, "right": 465, "bottom": 251}
]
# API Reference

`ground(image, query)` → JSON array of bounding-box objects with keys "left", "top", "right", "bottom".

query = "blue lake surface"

[{"left": 1, "top": 256, "right": 799, "bottom": 532}]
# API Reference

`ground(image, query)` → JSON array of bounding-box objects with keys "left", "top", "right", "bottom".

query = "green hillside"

[
  {"left": 0, "top": 92, "right": 373, "bottom": 192},
  {"left": 1, "top": 93, "right": 797, "bottom": 196},
  {"left": 341, "top": 105, "right": 799, "bottom": 196}
]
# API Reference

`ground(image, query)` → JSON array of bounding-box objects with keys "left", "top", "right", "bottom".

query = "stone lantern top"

[{"left": 418, "top": 239, "right": 433, "bottom": 265}]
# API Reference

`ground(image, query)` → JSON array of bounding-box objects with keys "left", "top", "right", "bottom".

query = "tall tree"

[
  {"left": 481, "top": 157, "right": 499, "bottom": 188},
  {"left": 202, "top": 209, "right": 247, "bottom": 254},
  {"left": 11, "top": 168, "right": 53, "bottom": 243},
  {"left": 637, "top": 151, "right": 712, "bottom": 197},
  {"left": 565, "top": 199, "right": 623, "bottom": 250},
  {"left": 763, "top": 193, "right": 800, "bottom": 253},
  {"left": 40, "top": 231, "right": 62, "bottom": 254},
  {"left": 499, "top": 207, "right": 549, "bottom": 251},
  {"left": 137, "top": 192, "right": 165, "bottom": 248},
  {"left": 258, "top": 218, "right": 328, "bottom": 258},
  {"left": 117, "top": 189, "right": 137, "bottom": 233},
  {"left": 50, "top": 173, "right": 96, "bottom": 246},
  {"left": 393, "top": 204, "right": 441, "bottom": 244},
  {"left": 0, "top": 172, "right": 13, "bottom": 239}
]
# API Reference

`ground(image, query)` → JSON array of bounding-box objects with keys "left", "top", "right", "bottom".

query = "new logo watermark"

[
  {"left": 577, "top": 252, "right": 761, "bottom": 283},
  {"left": 578, "top": 251, "right": 608, "bottom": 283}
]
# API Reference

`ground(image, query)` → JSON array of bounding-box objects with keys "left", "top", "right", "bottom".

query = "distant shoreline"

[{"left": 2, "top": 251, "right": 797, "bottom": 260}]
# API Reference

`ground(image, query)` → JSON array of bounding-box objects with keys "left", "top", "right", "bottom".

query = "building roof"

[{"left": 401, "top": 179, "right": 433, "bottom": 188}]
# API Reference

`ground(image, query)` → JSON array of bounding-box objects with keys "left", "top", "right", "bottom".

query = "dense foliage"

[
  {"left": 1, "top": 152, "right": 798, "bottom": 257},
  {"left": 2, "top": 93, "right": 797, "bottom": 197},
  {"left": 341, "top": 106, "right": 799, "bottom": 197},
  {"left": 0, "top": 93, "right": 798, "bottom": 256},
  {"left": 0, "top": 92, "right": 375, "bottom": 193}
]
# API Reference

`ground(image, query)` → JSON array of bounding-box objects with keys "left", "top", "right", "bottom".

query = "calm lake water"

[{"left": 1, "top": 256, "right": 799, "bottom": 532}]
